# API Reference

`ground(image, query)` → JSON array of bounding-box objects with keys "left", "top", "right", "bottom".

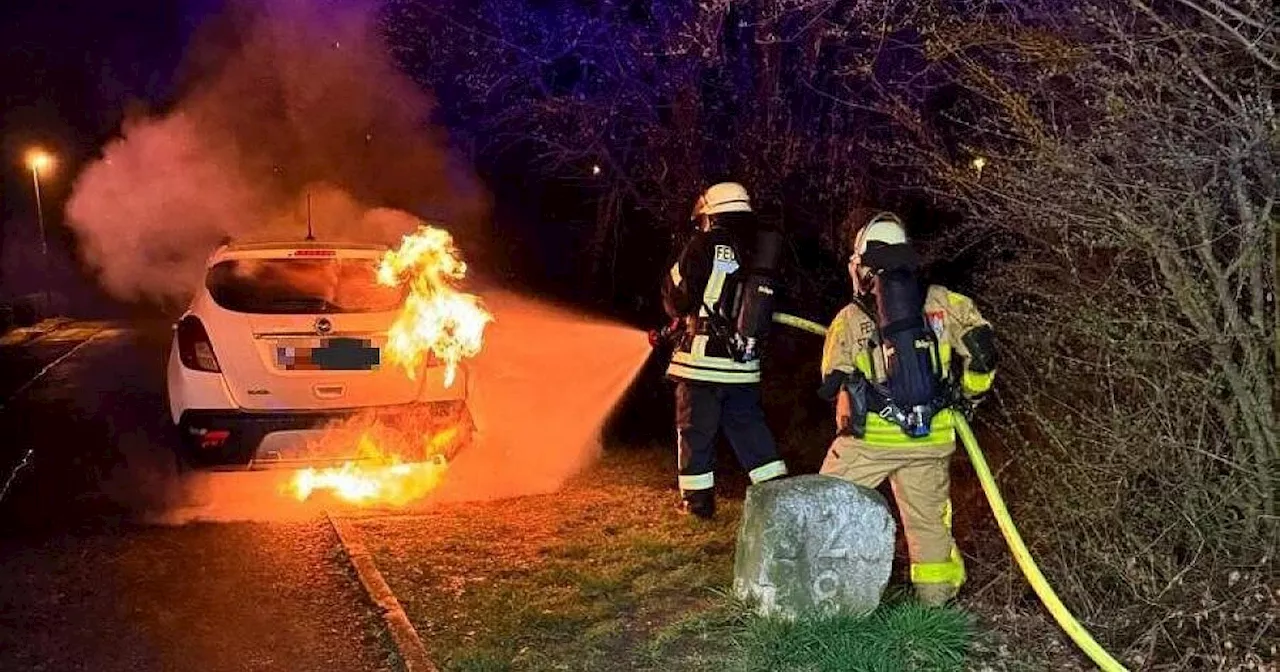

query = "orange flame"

[
  {"left": 286, "top": 429, "right": 457, "bottom": 506},
  {"left": 377, "top": 225, "right": 492, "bottom": 387},
  {"left": 284, "top": 224, "right": 487, "bottom": 507}
]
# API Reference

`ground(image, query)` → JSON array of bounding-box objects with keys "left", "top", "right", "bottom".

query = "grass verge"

[{"left": 352, "top": 448, "right": 975, "bottom": 671}]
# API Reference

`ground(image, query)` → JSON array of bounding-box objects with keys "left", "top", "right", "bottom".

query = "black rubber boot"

[{"left": 678, "top": 489, "right": 715, "bottom": 519}]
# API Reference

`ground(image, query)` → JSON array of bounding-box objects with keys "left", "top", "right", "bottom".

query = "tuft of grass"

[
  {"left": 450, "top": 648, "right": 512, "bottom": 672},
  {"left": 723, "top": 598, "right": 973, "bottom": 672}
]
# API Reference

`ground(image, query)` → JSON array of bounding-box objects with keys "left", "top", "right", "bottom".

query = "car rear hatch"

[{"left": 200, "top": 245, "right": 444, "bottom": 411}]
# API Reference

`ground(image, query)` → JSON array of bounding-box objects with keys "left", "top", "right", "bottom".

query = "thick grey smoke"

[{"left": 66, "top": 0, "right": 488, "bottom": 308}]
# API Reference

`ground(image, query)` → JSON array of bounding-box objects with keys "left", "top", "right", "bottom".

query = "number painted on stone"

[
  {"left": 816, "top": 511, "right": 853, "bottom": 559},
  {"left": 812, "top": 569, "right": 841, "bottom": 601}
]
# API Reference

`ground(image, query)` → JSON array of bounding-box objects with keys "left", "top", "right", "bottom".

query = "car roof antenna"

[{"left": 305, "top": 191, "right": 316, "bottom": 241}]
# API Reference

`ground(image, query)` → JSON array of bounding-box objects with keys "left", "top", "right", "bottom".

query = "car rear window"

[{"left": 206, "top": 258, "right": 406, "bottom": 314}]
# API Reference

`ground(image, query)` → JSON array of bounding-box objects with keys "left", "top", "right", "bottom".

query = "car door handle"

[{"left": 313, "top": 384, "right": 345, "bottom": 399}]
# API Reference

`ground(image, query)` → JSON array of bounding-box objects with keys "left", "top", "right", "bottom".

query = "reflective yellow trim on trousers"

[
  {"left": 678, "top": 472, "right": 714, "bottom": 491},
  {"left": 748, "top": 460, "right": 787, "bottom": 484},
  {"left": 962, "top": 369, "right": 995, "bottom": 396},
  {"left": 911, "top": 547, "right": 966, "bottom": 587},
  {"left": 912, "top": 498, "right": 964, "bottom": 587}
]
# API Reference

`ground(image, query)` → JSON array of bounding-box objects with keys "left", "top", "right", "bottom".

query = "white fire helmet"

[
  {"left": 849, "top": 212, "right": 909, "bottom": 294},
  {"left": 690, "top": 182, "right": 752, "bottom": 228}
]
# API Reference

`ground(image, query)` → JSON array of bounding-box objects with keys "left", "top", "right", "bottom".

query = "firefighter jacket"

[
  {"left": 662, "top": 226, "right": 760, "bottom": 384},
  {"left": 820, "top": 286, "right": 996, "bottom": 447}
]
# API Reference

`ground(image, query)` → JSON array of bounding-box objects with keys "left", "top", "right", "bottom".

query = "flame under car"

[{"left": 165, "top": 241, "right": 474, "bottom": 471}]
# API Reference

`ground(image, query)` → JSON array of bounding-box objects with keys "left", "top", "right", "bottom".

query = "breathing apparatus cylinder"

[
  {"left": 731, "top": 225, "right": 782, "bottom": 362},
  {"left": 860, "top": 243, "right": 943, "bottom": 437}
]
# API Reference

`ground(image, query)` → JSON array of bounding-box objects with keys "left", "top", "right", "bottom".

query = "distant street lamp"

[{"left": 24, "top": 148, "right": 55, "bottom": 312}]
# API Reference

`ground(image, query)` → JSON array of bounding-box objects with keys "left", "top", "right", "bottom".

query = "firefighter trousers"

[
  {"left": 675, "top": 381, "right": 788, "bottom": 514},
  {"left": 819, "top": 436, "right": 965, "bottom": 605}
]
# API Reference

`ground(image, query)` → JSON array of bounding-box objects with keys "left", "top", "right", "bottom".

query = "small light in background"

[
  {"left": 26, "top": 148, "right": 54, "bottom": 174},
  {"left": 591, "top": 164, "right": 602, "bottom": 176},
  {"left": 971, "top": 156, "right": 987, "bottom": 177}
]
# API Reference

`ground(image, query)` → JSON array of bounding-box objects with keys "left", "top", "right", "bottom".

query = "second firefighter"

[{"left": 661, "top": 182, "right": 789, "bottom": 519}]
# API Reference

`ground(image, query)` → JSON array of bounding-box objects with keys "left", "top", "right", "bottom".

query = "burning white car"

[{"left": 166, "top": 237, "right": 484, "bottom": 473}]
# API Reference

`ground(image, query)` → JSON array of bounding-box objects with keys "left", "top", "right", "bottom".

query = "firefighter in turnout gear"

[
  {"left": 661, "top": 182, "right": 788, "bottom": 519},
  {"left": 817, "top": 212, "right": 997, "bottom": 606}
]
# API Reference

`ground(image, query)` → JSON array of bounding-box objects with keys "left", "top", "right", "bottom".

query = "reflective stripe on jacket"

[{"left": 821, "top": 286, "right": 995, "bottom": 447}]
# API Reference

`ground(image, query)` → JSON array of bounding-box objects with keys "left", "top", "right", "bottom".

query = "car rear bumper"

[{"left": 176, "top": 400, "right": 472, "bottom": 470}]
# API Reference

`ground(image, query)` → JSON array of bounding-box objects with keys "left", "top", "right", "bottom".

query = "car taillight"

[
  {"left": 176, "top": 316, "right": 221, "bottom": 372},
  {"left": 200, "top": 430, "right": 230, "bottom": 449}
]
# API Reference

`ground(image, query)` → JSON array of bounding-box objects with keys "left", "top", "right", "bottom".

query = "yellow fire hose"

[
  {"left": 770, "top": 312, "right": 832, "bottom": 338},
  {"left": 771, "top": 312, "right": 1129, "bottom": 672}
]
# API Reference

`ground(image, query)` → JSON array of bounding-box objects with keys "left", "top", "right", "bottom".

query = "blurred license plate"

[{"left": 276, "top": 338, "right": 380, "bottom": 371}]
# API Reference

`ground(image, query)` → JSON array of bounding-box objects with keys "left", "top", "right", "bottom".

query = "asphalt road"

[{"left": 0, "top": 320, "right": 395, "bottom": 672}]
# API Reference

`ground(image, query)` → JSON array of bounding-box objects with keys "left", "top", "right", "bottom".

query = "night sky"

[{"left": 1, "top": 0, "right": 200, "bottom": 271}]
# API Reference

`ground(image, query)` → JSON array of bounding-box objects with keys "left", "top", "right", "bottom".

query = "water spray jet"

[{"left": 429, "top": 288, "right": 652, "bottom": 504}]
